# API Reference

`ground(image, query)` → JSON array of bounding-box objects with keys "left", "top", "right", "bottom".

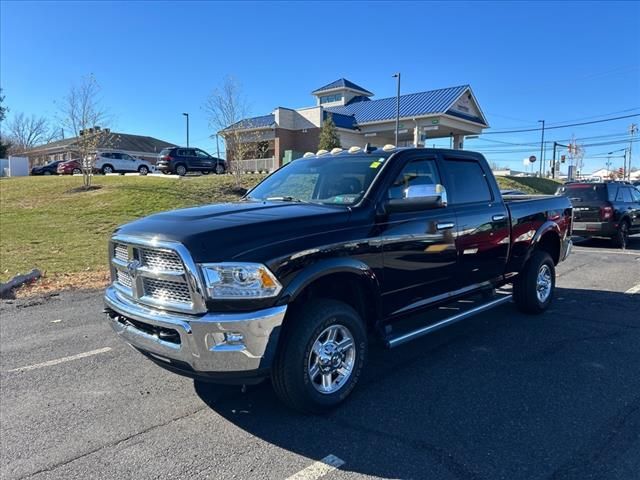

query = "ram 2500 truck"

[{"left": 104, "top": 147, "right": 572, "bottom": 413}]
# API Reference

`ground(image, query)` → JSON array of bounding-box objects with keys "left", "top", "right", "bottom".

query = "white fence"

[
  {"left": 0, "top": 156, "right": 29, "bottom": 177},
  {"left": 235, "top": 157, "right": 276, "bottom": 173}
]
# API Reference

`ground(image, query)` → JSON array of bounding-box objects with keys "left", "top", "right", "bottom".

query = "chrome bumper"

[{"left": 104, "top": 285, "right": 286, "bottom": 374}]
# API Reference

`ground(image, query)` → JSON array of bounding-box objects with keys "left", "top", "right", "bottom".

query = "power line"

[{"left": 481, "top": 113, "right": 640, "bottom": 135}]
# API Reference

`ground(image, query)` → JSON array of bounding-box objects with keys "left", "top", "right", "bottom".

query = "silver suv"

[{"left": 95, "top": 151, "right": 155, "bottom": 175}]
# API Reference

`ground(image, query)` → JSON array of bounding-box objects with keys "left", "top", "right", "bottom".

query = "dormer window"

[{"left": 320, "top": 94, "right": 343, "bottom": 104}]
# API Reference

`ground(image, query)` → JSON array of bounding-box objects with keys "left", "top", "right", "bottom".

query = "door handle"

[
  {"left": 436, "top": 222, "right": 455, "bottom": 230},
  {"left": 492, "top": 214, "right": 506, "bottom": 221}
]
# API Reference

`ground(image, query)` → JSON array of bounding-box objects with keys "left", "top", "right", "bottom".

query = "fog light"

[{"left": 225, "top": 332, "right": 244, "bottom": 345}]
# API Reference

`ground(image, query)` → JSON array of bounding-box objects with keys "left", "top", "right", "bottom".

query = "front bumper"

[{"left": 104, "top": 286, "right": 286, "bottom": 380}]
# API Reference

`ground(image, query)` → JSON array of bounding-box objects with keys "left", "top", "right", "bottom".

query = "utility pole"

[
  {"left": 628, "top": 123, "right": 637, "bottom": 180},
  {"left": 182, "top": 113, "right": 190, "bottom": 147},
  {"left": 216, "top": 134, "right": 221, "bottom": 159},
  {"left": 392, "top": 73, "right": 401, "bottom": 146},
  {"left": 538, "top": 120, "right": 545, "bottom": 177}
]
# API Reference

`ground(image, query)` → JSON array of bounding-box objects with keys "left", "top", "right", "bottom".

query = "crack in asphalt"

[{"left": 19, "top": 406, "right": 209, "bottom": 480}]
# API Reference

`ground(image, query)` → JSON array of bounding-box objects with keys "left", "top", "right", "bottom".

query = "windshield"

[{"left": 247, "top": 154, "right": 389, "bottom": 205}]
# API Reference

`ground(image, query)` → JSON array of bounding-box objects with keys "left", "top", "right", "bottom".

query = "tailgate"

[{"left": 571, "top": 203, "right": 603, "bottom": 222}]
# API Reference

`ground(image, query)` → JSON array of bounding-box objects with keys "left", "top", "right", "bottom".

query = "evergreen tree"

[{"left": 318, "top": 116, "right": 341, "bottom": 151}]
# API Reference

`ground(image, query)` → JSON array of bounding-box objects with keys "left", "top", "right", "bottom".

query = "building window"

[{"left": 320, "top": 94, "right": 343, "bottom": 104}]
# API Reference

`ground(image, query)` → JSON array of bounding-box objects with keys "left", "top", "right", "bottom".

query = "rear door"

[
  {"left": 440, "top": 155, "right": 510, "bottom": 286},
  {"left": 379, "top": 153, "right": 458, "bottom": 317},
  {"left": 621, "top": 186, "right": 640, "bottom": 231}
]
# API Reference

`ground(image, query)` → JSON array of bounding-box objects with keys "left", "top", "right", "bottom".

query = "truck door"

[
  {"left": 440, "top": 155, "right": 510, "bottom": 287},
  {"left": 379, "top": 154, "right": 458, "bottom": 317}
]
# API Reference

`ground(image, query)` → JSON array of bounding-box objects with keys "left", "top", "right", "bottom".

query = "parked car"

[
  {"left": 104, "top": 147, "right": 572, "bottom": 413},
  {"left": 57, "top": 159, "right": 83, "bottom": 175},
  {"left": 31, "top": 160, "right": 62, "bottom": 176},
  {"left": 94, "top": 151, "right": 154, "bottom": 175},
  {"left": 156, "top": 147, "right": 226, "bottom": 176},
  {"left": 556, "top": 181, "right": 640, "bottom": 248}
]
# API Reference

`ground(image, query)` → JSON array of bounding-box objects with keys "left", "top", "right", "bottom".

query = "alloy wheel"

[
  {"left": 307, "top": 324, "right": 356, "bottom": 394},
  {"left": 536, "top": 264, "right": 552, "bottom": 303}
]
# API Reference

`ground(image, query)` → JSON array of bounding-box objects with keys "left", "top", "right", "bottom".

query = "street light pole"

[
  {"left": 538, "top": 120, "right": 545, "bottom": 177},
  {"left": 182, "top": 113, "right": 189, "bottom": 147},
  {"left": 392, "top": 73, "right": 401, "bottom": 146}
]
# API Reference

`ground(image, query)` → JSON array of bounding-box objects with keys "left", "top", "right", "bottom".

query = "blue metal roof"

[
  {"left": 224, "top": 114, "right": 275, "bottom": 130},
  {"left": 312, "top": 78, "right": 373, "bottom": 96},
  {"left": 326, "top": 85, "right": 486, "bottom": 126},
  {"left": 324, "top": 111, "right": 357, "bottom": 130}
]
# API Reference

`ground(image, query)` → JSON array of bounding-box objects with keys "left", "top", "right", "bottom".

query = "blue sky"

[{"left": 1, "top": 0, "right": 639, "bottom": 173}]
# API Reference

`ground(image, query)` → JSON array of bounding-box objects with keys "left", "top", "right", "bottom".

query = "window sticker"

[{"left": 369, "top": 161, "right": 381, "bottom": 169}]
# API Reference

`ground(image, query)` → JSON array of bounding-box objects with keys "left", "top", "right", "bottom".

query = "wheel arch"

[
  {"left": 277, "top": 259, "right": 382, "bottom": 331},
  {"left": 528, "top": 221, "right": 561, "bottom": 265}
]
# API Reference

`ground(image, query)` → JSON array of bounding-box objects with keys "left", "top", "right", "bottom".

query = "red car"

[{"left": 57, "top": 160, "right": 83, "bottom": 175}]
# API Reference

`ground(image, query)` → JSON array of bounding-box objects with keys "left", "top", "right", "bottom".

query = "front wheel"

[
  {"left": 215, "top": 163, "right": 226, "bottom": 174},
  {"left": 513, "top": 250, "right": 555, "bottom": 314},
  {"left": 271, "top": 299, "right": 367, "bottom": 414},
  {"left": 138, "top": 165, "right": 149, "bottom": 175},
  {"left": 72, "top": 168, "right": 82, "bottom": 175}
]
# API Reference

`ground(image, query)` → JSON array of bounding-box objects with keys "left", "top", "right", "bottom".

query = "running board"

[{"left": 385, "top": 295, "right": 512, "bottom": 348}]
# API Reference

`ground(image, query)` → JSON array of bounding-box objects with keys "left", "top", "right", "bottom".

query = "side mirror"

[{"left": 386, "top": 184, "right": 448, "bottom": 213}]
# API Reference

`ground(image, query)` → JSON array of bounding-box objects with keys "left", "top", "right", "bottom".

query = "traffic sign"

[{"left": 529, "top": 155, "right": 537, "bottom": 163}]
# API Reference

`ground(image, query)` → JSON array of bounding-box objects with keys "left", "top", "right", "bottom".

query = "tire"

[
  {"left": 612, "top": 221, "right": 630, "bottom": 250},
  {"left": 215, "top": 163, "right": 226, "bottom": 175},
  {"left": 44, "top": 171, "right": 52, "bottom": 176},
  {"left": 101, "top": 164, "right": 114, "bottom": 174},
  {"left": 271, "top": 299, "right": 367, "bottom": 414},
  {"left": 175, "top": 164, "right": 187, "bottom": 176},
  {"left": 72, "top": 168, "right": 82, "bottom": 175},
  {"left": 513, "top": 250, "right": 555, "bottom": 314},
  {"left": 201, "top": 170, "right": 210, "bottom": 175},
  {"left": 138, "top": 165, "right": 149, "bottom": 175}
]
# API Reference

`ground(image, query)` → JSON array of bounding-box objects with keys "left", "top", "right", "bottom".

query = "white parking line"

[
  {"left": 626, "top": 283, "right": 640, "bottom": 295},
  {"left": 286, "top": 455, "right": 345, "bottom": 480},
  {"left": 6, "top": 347, "right": 112, "bottom": 373}
]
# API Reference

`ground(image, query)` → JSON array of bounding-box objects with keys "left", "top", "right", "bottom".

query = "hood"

[{"left": 114, "top": 201, "right": 352, "bottom": 262}]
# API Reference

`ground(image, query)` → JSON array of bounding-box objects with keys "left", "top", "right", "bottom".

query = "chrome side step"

[{"left": 385, "top": 295, "right": 512, "bottom": 348}]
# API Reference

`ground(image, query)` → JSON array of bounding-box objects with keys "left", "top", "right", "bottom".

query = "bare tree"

[
  {"left": 205, "top": 76, "right": 255, "bottom": 186},
  {"left": 57, "top": 75, "right": 111, "bottom": 188},
  {"left": 6, "top": 113, "right": 55, "bottom": 152}
]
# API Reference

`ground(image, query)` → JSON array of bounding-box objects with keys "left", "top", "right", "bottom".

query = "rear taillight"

[
  {"left": 600, "top": 204, "right": 613, "bottom": 221},
  {"left": 163, "top": 155, "right": 172, "bottom": 162}
]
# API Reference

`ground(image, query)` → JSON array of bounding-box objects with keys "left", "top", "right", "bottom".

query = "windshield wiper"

[{"left": 265, "top": 196, "right": 311, "bottom": 203}]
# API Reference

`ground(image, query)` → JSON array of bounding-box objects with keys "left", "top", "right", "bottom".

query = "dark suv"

[
  {"left": 556, "top": 182, "right": 640, "bottom": 248},
  {"left": 156, "top": 147, "right": 226, "bottom": 176}
]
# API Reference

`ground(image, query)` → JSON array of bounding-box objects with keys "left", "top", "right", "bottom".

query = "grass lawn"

[
  {"left": 0, "top": 173, "right": 560, "bottom": 291},
  {"left": 0, "top": 174, "right": 264, "bottom": 287}
]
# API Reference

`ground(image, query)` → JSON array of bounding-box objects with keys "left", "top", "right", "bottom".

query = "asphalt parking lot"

[{"left": 1, "top": 237, "right": 639, "bottom": 480}]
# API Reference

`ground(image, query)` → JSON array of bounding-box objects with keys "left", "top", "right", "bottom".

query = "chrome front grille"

[
  {"left": 143, "top": 278, "right": 191, "bottom": 304},
  {"left": 110, "top": 237, "right": 205, "bottom": 313},
  {"left": 116, "top": 269, "right": 133, "bottom": 288},
  {"left": 139, "top": 248, "right": 183, "bottom": 271}
]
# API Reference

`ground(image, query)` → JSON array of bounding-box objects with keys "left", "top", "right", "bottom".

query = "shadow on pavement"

[
  {"left": 195, "top": 287, "right": 640, "bottom": 479},
  {"left": 573, "top": 234, "right": 640, "bottom": 251}
]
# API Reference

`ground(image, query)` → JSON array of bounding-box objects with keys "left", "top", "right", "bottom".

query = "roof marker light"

[
  {"left": 316, "top": 149, "right": 329, "bottom": 156},
  {"left": 303, "top": 152, "right": 315, "bottom": 158},
  {"left": 348, "top": 146, "right": 362, "bottom": 154},
  {"left": 330, "top": 148, "right": 343, "bottom": 155},
  {"left": 382, "top": 144, "right": 396, "bottom": 152}
]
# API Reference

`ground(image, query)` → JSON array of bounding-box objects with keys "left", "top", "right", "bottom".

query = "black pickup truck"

[{"left": 104, "top": 147, "right": 572, "bottom": 413}]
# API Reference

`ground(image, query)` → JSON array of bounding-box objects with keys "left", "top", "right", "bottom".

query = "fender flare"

[
  {"left": 524, "top": 220, "right": 562, "bottom": 265},
  {"left": 276, "top": 258, "right": 382, "bottom": 323}
]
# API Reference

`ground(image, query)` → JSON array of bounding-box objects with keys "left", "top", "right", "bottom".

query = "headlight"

[{"left": 199, "top": 263, "right": 282, "bottom": 299}]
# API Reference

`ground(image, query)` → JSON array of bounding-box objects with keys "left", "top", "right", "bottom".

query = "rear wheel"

[
  {"left": 72, "top": 168, "right": 82, "bottom": 175},
  {"left": 138, "top": 165, "right": 149, "bottom": 175},
  {"left": 513, "top": 250, "right": 555, "bottom": 314},
  {"left": 175, "top": 164, "right": 187, "bottom": 176},
  {"left": 612, "top": 221, "right": 629, "bottom": 250},
  {"left": 101, "top": 164, "right": 114, "bottom": 174},
  {"left": 271, "top": 299, "right": 367, "bottom": 414}
]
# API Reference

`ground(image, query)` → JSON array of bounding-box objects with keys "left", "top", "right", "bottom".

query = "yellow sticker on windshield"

[{"left": 369, "top": 161, "right": 381, "bottom": 169}]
